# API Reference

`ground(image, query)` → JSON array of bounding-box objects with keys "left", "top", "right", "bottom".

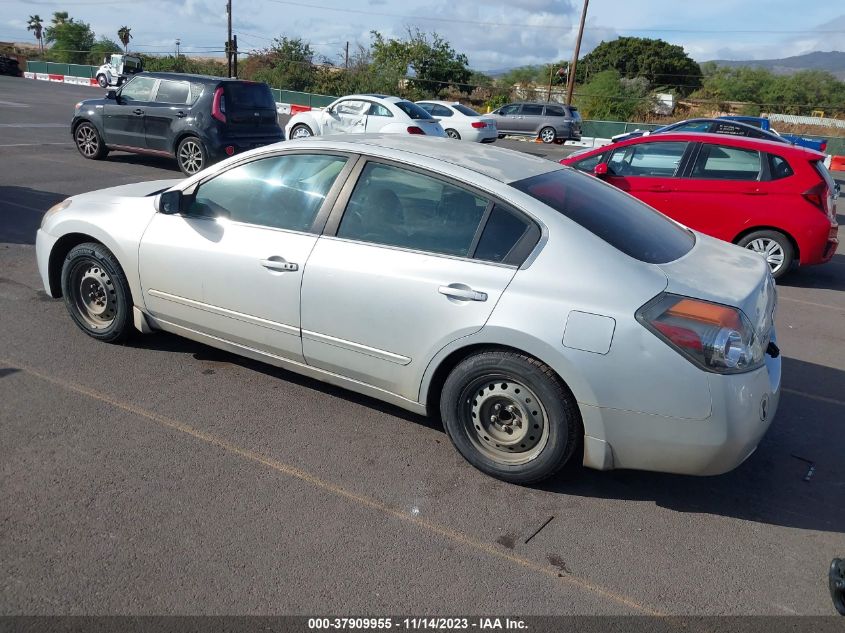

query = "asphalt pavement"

[{"left": 1, "top": 76, "right": 844, "bottom": 617}]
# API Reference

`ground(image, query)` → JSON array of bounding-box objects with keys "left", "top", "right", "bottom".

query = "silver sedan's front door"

[{"left": 138, "top": 152, "right": 353, "bottom": 362}]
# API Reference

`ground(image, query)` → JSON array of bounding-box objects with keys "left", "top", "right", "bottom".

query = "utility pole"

[
  {"left": 226, "top": 0, "right": 232, "bottom": 77},
  {"left": 344, "top": 41, "right": 349, "bottom": 70},
  {"left": 546, "top": 64, "right": 553, "bottom": 102},
  {"left": 232, "top": 34, "right": 238, "bottom": 77},
  {"left": 175, "top": 38, "right": 180, "bottom": 58},
  {"left": 565, "top": 0, "right": 589, "bottom": 105}
]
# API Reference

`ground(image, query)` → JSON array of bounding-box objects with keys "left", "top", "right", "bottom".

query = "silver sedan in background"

[
  {"left": 36, "top": 135, "right": 781, "bottom": 483},
  {"left": 415, "top": 100, "right": 498, "bottom": 142}
]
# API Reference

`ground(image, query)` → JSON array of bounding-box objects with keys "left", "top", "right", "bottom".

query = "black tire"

[
  {"left": 445, "top": 128, "right": 461, "bottom": 140},
  {"left": 539, "top": 126, "right": 556, "bottom": 144},
  {"left": 497, "top": 133, "right": 505, "bottom": 139},
  {"left": 61, "top": 243, "right": 133, "bottom": 343},
  {"left": 73, "top": 121, "right": 108, "bottom": 160},
  {"left": 176, "top": 136, "right": 207, "bottom": 176},
  {"left": 736, "top": 229, "right": 794, "bottom": 279},
  {"left": 96, "top": 74, "right": 108, "bottom": 88},
  {"left": 289, "top": 124, "right": 313, "bottom": 139},
  {"left": 440, "top": 350, "right": 580, "bottom": 484}
]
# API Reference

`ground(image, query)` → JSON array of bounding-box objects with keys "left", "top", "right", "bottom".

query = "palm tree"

[
  {"left": 27, "top": 15, "right": 44, "bottom": 55},
  {"left": 51, "top": 11, "right": 68, "bottom": 27},
  {"left": 117, "top": 26, "right": 132, "bottom": 53}
]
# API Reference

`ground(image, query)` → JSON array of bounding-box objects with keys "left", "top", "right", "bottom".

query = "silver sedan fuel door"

[
  {"left": 139, "top": 152, "right": 354, "bottom": 362},
  {"left": 300, "top": 160, "right": 539, "bottom": 401}
]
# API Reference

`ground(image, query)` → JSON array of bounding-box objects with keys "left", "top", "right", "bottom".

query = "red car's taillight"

[
  {"left": 471, "top": 121, "right": 486, "bottom": 129},
  {"left": 211, "top": 87, "right": 226, "bottom": 123},
  {"left": 637, "top": 293, "right": 765, "bottom": 373},
  {"left": 820, "top": 141, "right": 827, "bottom": 152},
  {"left": 802, "top": 182, "right": 828, "bottom": 214},
  {"left": 407, "top": 126, "right": 425, "bottom": 135}
]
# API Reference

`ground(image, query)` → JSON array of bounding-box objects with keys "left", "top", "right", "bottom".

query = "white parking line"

[
  {"left": 0, "top": 142, "right": 72, "bottom": 148},
  {"left": 779, "top": 296, "right": 845, "bottom": 311},
  {"left": 0, "top": 100, "right": 29, "bottom": 107},
  {"left": 0, "top": 123, "right": 66, "bottom": 128}
]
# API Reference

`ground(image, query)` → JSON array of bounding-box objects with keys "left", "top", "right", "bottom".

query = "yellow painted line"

[
  {"left": 1, "top": 357, "right": 663, "bottom": 615},
  {"left": 778, "top": 296, "right": 845, "bottom": 311},
  {"left": 783, "top": 387, "right": 845, "bottom": 407}
]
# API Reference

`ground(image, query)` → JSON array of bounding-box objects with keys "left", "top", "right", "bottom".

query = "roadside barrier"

[{"left": 23, "top": 71, "right": 99, "bottom": 87}]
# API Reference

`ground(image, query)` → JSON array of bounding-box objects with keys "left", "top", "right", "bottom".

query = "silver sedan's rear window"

[{"left": 511, "top": 168, "right": 695, "bottom": 264}]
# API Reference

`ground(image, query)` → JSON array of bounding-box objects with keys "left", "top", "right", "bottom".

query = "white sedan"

[
  {"left": 415, "top": 100, "right": 498, "bottom": 143},
  {"left": 285, "top": 94, "right": 446, "bottom": 140}
]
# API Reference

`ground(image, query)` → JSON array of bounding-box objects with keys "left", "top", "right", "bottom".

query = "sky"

[{"left": 1, "top": 0, "right": 844, "bottom": 71}]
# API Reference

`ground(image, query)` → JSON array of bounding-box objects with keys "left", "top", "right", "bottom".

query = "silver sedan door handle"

[
  {"left": 438, "top": 285, "right": 487, "bottom": 302},
  {"left": 260, "top": 258, "right": 298, "bottom": 272}
]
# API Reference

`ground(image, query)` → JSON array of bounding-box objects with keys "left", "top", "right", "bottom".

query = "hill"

[{"left": 708, "top": 50, "right": 845, "bottom": 80}]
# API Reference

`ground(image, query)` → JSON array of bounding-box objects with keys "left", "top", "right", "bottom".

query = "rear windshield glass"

[
  {"left": 569, "top": 107, "right": 582, "bottom": 121},
  {"left": 224, "top": 82, "right": 275, "bottom": 110},
  {"left": 453, "top": 104, "right": 480, "bottom": 116},
  {"left": 512, "top": 168, "right": 695, "bottom": 263},
  {"left": 395, "top": 101, "right": 435, "bottom": 120}
]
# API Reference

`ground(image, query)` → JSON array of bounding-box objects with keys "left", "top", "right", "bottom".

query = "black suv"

[{"left": 71, "top": 72, "right": 283, "bottom": 175}]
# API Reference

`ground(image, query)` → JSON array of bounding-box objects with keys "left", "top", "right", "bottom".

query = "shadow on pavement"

[
  {"left": 0, "top": 186, "right": 68, "bottom": 244},
  {"left": 105, "top": 153, "right": 182, "bottom": 173},
  {"left": 778, "top": 253, "right": 845, "bottom": 292},
  {"left": 129, "top": 325, "right": 844, "bottom": 534}
]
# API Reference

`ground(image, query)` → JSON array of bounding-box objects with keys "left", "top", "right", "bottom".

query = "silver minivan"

[{"left": 488, "top": 102, "right": 582, "bottom": 144}]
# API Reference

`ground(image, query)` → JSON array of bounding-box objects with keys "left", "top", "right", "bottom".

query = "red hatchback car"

[{"left": 562, "top": 132, "right": 839, "bottom": 278}]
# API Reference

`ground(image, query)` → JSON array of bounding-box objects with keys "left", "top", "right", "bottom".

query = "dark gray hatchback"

[
  {"left": 487, "top": 102, "right": 582, "bottom": 144},
  {"left": 71, "top": 72, "right": 283, "bottom": 175}
]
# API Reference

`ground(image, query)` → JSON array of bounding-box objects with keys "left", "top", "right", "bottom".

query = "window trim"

[
  {"left": 171, "top": 150, "right": 361, "bottom": 235},
  {"left": 322, "top": 156, "right": 541, "bottom": 267}
]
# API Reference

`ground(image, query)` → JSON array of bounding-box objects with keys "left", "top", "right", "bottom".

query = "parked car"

[
  {"left": 718, "top": 115, "right": 828, "bottom": 153},
  {"left": 487, "top": 102, "right": 581, "bottom": 143},
  {"left": 415, "top": 100, "right": 497, "bottom": 142},
  {"left": 95, "top": 53, "right": 143, "bottom": 88},
  {"left": 285, "top": 94, "right": 446, "bottom": 140},
  {"left": 71, "top": 72, "right": 283, "bottom": 175},
  {"left": 611, "top": 118, "right": 787, "bottom": 144},
  {"left": 563, "top": 133, "right": 839, "bottom": 278},
  {"left": 38, "top": 135, "right": 781, "bottom": 484},
  {"left": 0, "top": 55, "right": 22, "bottom": 77}
]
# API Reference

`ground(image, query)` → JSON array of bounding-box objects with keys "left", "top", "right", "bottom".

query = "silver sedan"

[{"left": 36, "top": 135, "right": 781, "bottom": 483}]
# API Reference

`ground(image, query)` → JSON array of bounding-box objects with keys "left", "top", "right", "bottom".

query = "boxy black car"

[{"left": 71, "top": 72, "right": 283, "bottom": 175}]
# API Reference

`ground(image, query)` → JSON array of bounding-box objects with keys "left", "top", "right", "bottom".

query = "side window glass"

[
  {"left": 768, "top": 154, "right": 794, "bottom": 180},
  {"left": 154, "top": 80, "right": 189, "bottom": 104},
  {"left": 368, "top": 103, "right": 392, "bottom": 117},
  {"left": 673, "top": 121, "right": 711, "bottom": 133},
  {"left": 416, "top": 103, "right": 434, "bottom": 114},
  {"left": 607, "top": 142, "right": 687, "bottom": 177},
  {"left": 572, "top": 152, "right": 605, "bottom": 173},
  {"left": 691, "top": 144, "right": 762, "bottom": 181},
  {"left": 335, "top": 100, "right": 368, "bottom": 116},
  {"left": 544, "top": 105, "right": 565, "bottom": 117},
  {"left": 337, "top": 163, "right": 487, "bottom": 257},
  {"left": 474, "top": 205, "right": 531, "bottom": 263},
  {"left": 190, "top": 154, "right": 348, "bottom": 231},
  {"left": 120, "top": 76, "right": 157, "bottom": 102},
  {"left": 522, "top": 104, "right": 544, "bottom": 116},
  {"left": 499, "top": 105, "right": 520, "bottom": 115},
  {"left": 433, "top": 105, "right": 453, "bottom": 117}
]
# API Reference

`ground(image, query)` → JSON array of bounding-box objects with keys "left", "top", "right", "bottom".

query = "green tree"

[
  {"left": 243, "top": 37, "right": 315, "bottom": 91},
  {"left": 90, "top": 37, "right": 121, "bottom": 65},
  {"left": 576, "top": 69, "right": 651, "bottom": 121},
  {"left": 45, "top": 13, "right": 95, "bottom": 64},
  {"left": 27, "top": 15, "right": 44, "bottom": 55},
  {"left": 578, "top": 37, "right": 702, "bottom": 95},
  {"left": 117, "top": 26, "right": 132, "bottom": 53},
  {"left": 370, "top": 29, "right": 471, "bottom": 98}
]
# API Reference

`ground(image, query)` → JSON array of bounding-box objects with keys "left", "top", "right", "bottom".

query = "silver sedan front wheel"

[{"left": 290, "top": 124, "right": 313, "bottom": 139}]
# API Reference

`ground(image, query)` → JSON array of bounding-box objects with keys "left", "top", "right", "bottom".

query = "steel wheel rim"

[
  {"left": 540, "top": 128, "right": 555, "bottom": 143},
  {"left": 76, "top": 125, "right": 98, "bottom": 157},
  {"left": 446, "top": 129, "right": 460, "bottom": 139},
  {"left": 98, "top": 76, "right": 107, "bottom": 87},
  {"left": 179, "top": 140, "right": 203, "bottom": 174},
  {"left": 69, "top": 259, "right": 117, "bottom": 329},
  {"left": 291, "top": 126, "right": 312, "bottom": 139},
  {"left": 746, "top": 238, "right": 785, "bottom": 274},
  {"left": 459, "top": 375, "right": 550, "bottom": 465}
]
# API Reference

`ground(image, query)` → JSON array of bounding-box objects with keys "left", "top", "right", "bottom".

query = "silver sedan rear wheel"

[
  {"left": 445, "top": 128, "right": 461, "bottom": 140},
  {"left": 290, "top": 124, "right": 313, "bottom": 139}
]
